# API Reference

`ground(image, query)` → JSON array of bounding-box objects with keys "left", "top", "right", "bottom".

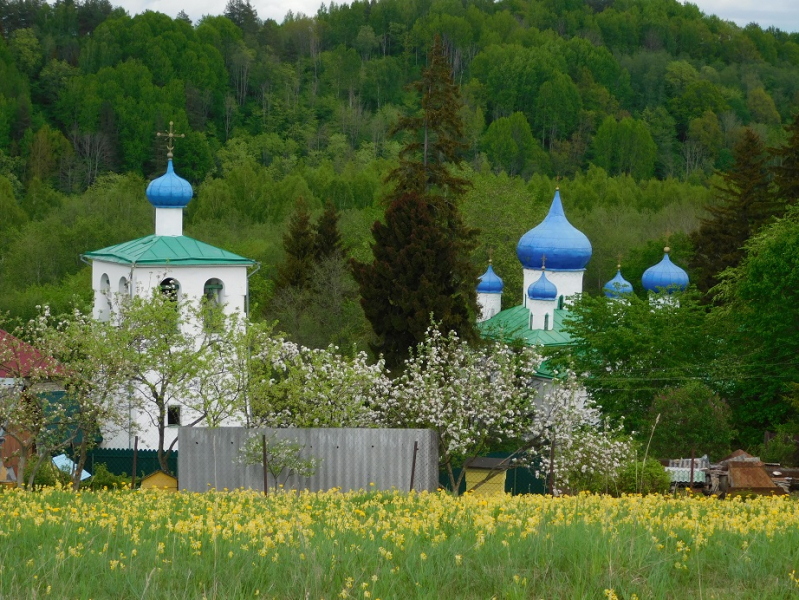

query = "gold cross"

[
  {"left": 541, "top": 254, "right": 547, "bottom": 269},
  {"left": 488, "top": 248, "right": 494, "bottom": 264},
  {"left": 156, "top": 121, "right": 185, "bottom": 158}
]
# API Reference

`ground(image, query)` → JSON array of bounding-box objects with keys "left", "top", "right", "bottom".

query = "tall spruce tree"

[
  {"left": 274, "top": 197, "right": 316, "bottom": 292},
  {"left": 314, "top": 200, "right": 343, "bottom": 260},
  {"left": 353, "top": 35, "right": 479, "bottom": 370},
  {"left": 689, "top": 128, "right": 775, "bottom": 295},
  {"left": 771, "top": 111, "right": 799, "bottom": 207},
  {"left": 353, "top": 192, "right": 477, "bottom": 369},
  {"left": 387, "top": 34, "right": 471, "bottom": 204}
]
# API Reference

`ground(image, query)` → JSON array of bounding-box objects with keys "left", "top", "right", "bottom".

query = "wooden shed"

[{"left": 140, "top": 471, "right": 178, "bottom": 492}]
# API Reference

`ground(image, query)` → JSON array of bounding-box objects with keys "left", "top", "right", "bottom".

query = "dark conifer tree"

[
  {"left": 314, "top": 200, "right": 343, "bottom": 260},
  {"left": 689, "top": 128, "right": 775, "bottom": 295},
  {"left": 771, "top": 111, "right": 799, "bottom": 207},
  {"left": 274, "top": 197, "right": 316, "bottom": 291},
  {"left": 354, "top": 35, "right": 479, "bottom": 370},
  {"left": 353, "top": 192, "right": 478, "bottom": 370},
  {"left": 387, "top": 34, "right": 470, "bottom": 204}
]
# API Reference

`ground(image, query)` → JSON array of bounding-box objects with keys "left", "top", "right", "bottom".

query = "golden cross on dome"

[
  {"left": 488, "top": 248, "right": 494, "bottom": 264},
  {"left": 541, "top": 254, "right": 547, "bottom": 270},
  {"left": 156, "top": 121, "right": 185, "bottom": 159}
]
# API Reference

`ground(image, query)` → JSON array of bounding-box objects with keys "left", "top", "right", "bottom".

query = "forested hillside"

[{"left": 1, "top": 0, "right": 798, "bottom": 348}]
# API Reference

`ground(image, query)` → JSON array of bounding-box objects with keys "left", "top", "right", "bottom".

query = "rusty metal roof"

[{"left": 728, "top": 462, "right": 786, "bottom": 495}]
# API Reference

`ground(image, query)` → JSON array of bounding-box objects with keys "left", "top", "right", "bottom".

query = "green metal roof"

[
  {"left": 83, "top": 235, "right": 255, "bottom": 267},
  {"left": 478, "top": 305, "right": 573, "bottom": 347},
  {"left": 478, "top": 305, "right": 573, "bottom": 380}
]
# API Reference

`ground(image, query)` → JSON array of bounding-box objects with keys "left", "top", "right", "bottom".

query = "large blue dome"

[
  {"left": 528, "top": 270, "right": 558, "bottom": 301},
  {"left": 642, "top": 249, "right": 689, "bottom": 293},
  {"left": 517, "top": 190, "right": 592, "bottom": 271},
  {"left": 146, "top": 159, "right": 193, "bottom": 208},
  {"left": 603, "top": 269, "right": 633, "bottom": 298},
  {"left": 477, "top": 263, "right": 503, "bottom": 294}
]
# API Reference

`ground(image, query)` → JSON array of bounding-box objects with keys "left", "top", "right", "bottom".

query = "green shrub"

[
  {"left": 647, "top": 382, "right": 734, "bottom": 462},
  {"left": 22, "top": 459, "right": 71, "bottom": 489},
  {"left": 82, "top": 463, "right": 130, "bottom": 490},
  {"left": 615, "top": 458, "right": 671, "bottom": 495},
  {"left": 757, "top": 428, "right": 799, "bottom": 467}
]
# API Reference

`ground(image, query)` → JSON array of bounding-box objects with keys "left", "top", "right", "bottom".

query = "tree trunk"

[
  {"left": 72, "top": 436, "right": 89, "bottom": 492},
  {"left": 26, "top": 451, "right": 49, "bottom": 490},
  {"left": 445, "top": 459, "right": 458, "bottom": 497}
]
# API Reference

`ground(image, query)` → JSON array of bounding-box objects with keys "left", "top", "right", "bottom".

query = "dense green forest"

[{"left": 1, "top": 0, "right": 798, "bottom": 336}]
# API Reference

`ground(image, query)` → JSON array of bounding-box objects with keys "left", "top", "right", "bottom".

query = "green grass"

[{"left": 1, "top": 487, "right": 798, "bottom": 598}]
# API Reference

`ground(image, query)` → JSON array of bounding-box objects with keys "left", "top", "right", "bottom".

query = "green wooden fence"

[
  {"left": 84, "top": 448, "right": 178, "bottom": 479},
  {"left": 439, "top": 453, "right": 546, "bottom": 495}
]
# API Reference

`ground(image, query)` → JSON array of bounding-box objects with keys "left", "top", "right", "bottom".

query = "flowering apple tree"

[
  {"left": 377, "top": 325, "right": 544, "bottom": 495},
  {"left": 247, "top": 337, "right": 389, "bottom": 428}
]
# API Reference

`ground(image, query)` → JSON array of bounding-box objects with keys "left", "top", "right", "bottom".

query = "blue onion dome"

[
  {"left": 146, "top": 159, "right": 193, "bottom": 208},
  {"left": 477, "top": 263, "right": 504, "bottom": 294},
  {"left": 527, "top": 270, "right": 558, "bottom": 301},
  {"left": 642, "top": 247, "right": 689, "bottom": 293},
  {"left": 517, "top": 189, "right": 592, "bottom": 271},
  {"left": 603, "top": 267, "right": 634, "bottom": 298}
]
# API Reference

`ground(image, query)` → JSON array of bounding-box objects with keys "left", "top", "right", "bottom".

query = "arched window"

[
  {"left": 203, "top": 278, "right": 224, "bottom": 306},
  {"left": 99, "top": 274, "right": 111, "bottom": 321},
  {"left": 558, "top": 295, "right": 564, "bottom": 310},
  {"left": 158, "top": 278, "right": 181, "bottom": 332},
  {"left": 159, "top": 278, "right": 180, "bottom": 302},
  {"left": 544, "top": 313, "right": 550, "bottom": 331},
  {"left": 529, "top": 313, "right": 534, "bottom": 330},
  {"left": 119, "top": 277, "right": 130, "bottom": 296},
  {"left": 203, "top": 278, "right": 225, "bottom": 331}
]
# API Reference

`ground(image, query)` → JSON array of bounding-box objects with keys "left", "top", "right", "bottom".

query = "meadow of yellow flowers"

[{"left": 1, "top": 487, "right": 798, "bottom": 598}]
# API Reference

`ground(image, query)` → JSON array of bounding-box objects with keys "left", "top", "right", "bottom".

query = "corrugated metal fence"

[{"left": 178, "top": 427, "right": 438, "bottom": 493}]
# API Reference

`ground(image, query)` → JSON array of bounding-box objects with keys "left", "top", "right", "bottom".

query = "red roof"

[{"left": 0, "top": 330, "right": 58, "bottom": 379}]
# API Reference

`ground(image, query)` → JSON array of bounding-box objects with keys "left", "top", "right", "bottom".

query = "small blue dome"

[
  {"left": 517, "top": 190, "right": 592, "bottom": 271},
  {"left": 642, "top": 250, "right": 689, "bottom": 293},
  {"left": 477, "top": 263, "right": 503, "bottom": 294},
  {"left": 528, "top": 270, "right": 558, "bottom": 301},
  {"left": 604, "top": 269, "right": 634, "bottom": 298},
  {"left": 146, "top": 159, "right": 193, "bottom": 208}
]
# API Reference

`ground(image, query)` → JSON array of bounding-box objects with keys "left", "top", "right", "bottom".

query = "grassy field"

[{"left": 1, "top": 487, "right": 798, "bottom": 599}]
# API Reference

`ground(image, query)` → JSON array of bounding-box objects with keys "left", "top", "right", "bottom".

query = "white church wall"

[
  {"left": 476, "top": 292, "right": 502, "bottom": 322},
  {"left": 522, "top": 268, "right": 584, "bottom": 305},
  {"left": 92, "top": 261, "right": 250, "bottom": 319},
  {"left": 101, "top": 394, "right": 245, "bottom": 451},
  {"left": 525, "top": 298, "right": 557, "bottom": 331},
  {"left": 92, "top": 260, "right": 250, "bottom": 451}
]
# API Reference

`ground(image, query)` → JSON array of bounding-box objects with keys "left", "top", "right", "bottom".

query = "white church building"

[
  {"left": 477, "top": 188, "right": 689, "bottom": 362},
  {"left": 82, "top": 137, "right": 256, "bottom": 451}
]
